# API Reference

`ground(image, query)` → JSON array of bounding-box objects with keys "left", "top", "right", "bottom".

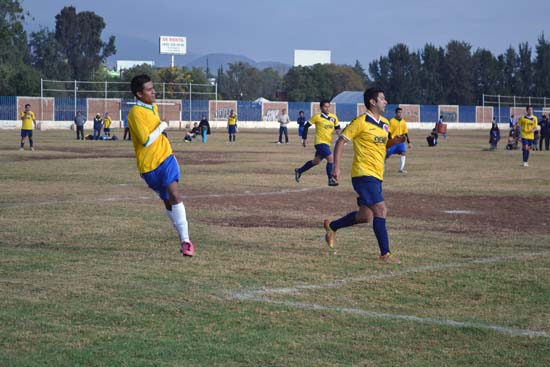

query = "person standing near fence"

[
  {"left": 198, "top": 115, "right": 210, "bottom": 143},
  {"left": 518, "top": 105, "right": 538, "bottom": 167},
  {"left": 19, "top": 103, "right": 36, "bottom": 151},
  {"left": 74, "top": 111, "right": 85, "bottom": 140},
  {"left": 103, "top": 112, "right": 112, "bottom": 137},
  {"left": 93, "top": 113, "right": 103, "bottom": 141},
  {"left": 227, "top": 109, "right": 237, "bottom": 143},
  {"left": 128, "top": 74, "right": 195, "bottom": 257},
  {"left": 540, "top": 115, "right": 550, "bottom": 151},
  {"left": 294, "top": 100, "right": 341, "bottom": 187},
  {"left": 277, "top": 108, "right": 290, "bottom": 144},
  {"left": 325, "top": 87, "right": 400, "bottom": 264},
  {"left": 297, "top": 110, "right": 306, "bottom": 146},
  {"left": 123, "top": 116, "right": 131, "bottom": 140}
]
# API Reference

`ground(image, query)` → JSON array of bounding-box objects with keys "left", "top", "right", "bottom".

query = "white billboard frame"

[
  {"left": 159, "top": 36, "right": 187, "bottom": 55},
  {"left": 294, "top": 49, "right": 331, "bottom": 67}
]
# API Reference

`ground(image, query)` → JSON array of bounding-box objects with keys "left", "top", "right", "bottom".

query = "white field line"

[
  {"left": 228, "top": 253, "right": 550, "bottom": 338},
  {"left": 0, "top": 187, "right": 322, "bottom": 210}
]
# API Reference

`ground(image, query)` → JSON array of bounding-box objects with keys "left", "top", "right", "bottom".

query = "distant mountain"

[{"left": 186, "top": 53, "right": 291, "bottom": 75}]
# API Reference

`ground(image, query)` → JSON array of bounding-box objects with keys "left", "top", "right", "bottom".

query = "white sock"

[
  {"left": 166, "top": 202, "right": 190, "bottom": 242},
  {"left": 400, "top": 156, "right": 406, "bottom": 171}
]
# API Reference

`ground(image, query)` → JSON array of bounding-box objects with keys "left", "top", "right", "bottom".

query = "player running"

[
  {"left": 294, "top": 100, "right": 341, "bottom": 187},
  {"left": 325, "top": 88, "right": 400, "bottom": 264},
  {"left": 128, "top": 74, "right": 194, "bottom": 257},
  {"left": 386, "top": 107, "right": 411, "bottom": 173}
]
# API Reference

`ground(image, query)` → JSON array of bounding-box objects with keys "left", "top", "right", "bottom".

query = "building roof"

[{"left": 331, "top": 91, "right": 363, "bottom": 104}]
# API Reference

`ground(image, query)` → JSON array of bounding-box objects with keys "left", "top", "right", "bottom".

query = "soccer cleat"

[
  {"left": 323, "top": 219, "right": 335, "bottom": 249},
  {"left": 19, "top": 147, "right": 24, "bottom": 151},
  {"left": 328, "top": 177, "right": 339, "bottom": 186},
  {"left": 294, "top": 168, "right": 301, "bottom": 183},
  {"left": 379, "top": 252, "right": 400, "bottom": 264},
  {"left": 30, "top": 147, "right": 34, "bottom": 151},
  {"left": 398, "top": 169, "right": 407, "bottom": 173},
  {"left": 180, "top": 241, "right": 195, "bottom": 257},
  {"left": 523, "top": 162, "right": 529, "bottom": 167}
]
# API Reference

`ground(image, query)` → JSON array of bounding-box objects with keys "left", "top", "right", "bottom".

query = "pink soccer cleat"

[{"left": 180, "top": 241, "right": 195, "bottom": 257}]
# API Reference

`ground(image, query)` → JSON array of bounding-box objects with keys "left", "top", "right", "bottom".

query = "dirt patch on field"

[{"left": 188, "top": 188, "right": 550, "bottom": 235}]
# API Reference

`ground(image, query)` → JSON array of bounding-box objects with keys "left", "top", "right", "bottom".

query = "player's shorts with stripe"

[
  {"left": 228, "top": 125, "right": 237, "bottom": 134},
  {"left": 140, "top": 154, "right": 180, "bottom": 201},
  {"left": 314, "top": 143, "right": 332, "bottom": 159},
  {"left": 386, "top": 142, "right": 406, "bottom": 157},
  {"left": 20, "top": 129, "right": 33, "bottom": 138},
  {"left": 352, "top": 176, "right": 384, "bottom": 206}
]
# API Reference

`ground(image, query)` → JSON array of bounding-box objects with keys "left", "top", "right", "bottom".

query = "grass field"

[{"left": 1, "top": 127, "right": 549, "bottom": 366}]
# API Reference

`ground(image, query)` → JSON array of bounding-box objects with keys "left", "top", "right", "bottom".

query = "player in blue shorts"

[
  {"left": 128, "top": 74, "right": 195, "bottom": 257},
  {"left": 386, "top": 107, "right": 411, "bottom": 173},
  {"left": 294, "top": 100, "right": 341, "bottom": 186},
  {"left": 325, "top": 88, "right": 400, "bottom": 264}
]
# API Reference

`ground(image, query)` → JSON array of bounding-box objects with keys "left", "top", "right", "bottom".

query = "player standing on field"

[
  {"left": 227, "top": 109, "right": 237, "bottom": 143},
  {"left": 386, "top": 107, "right": 411, "bottom": 173},
  {"left": 518, "top": 105, "right": 539, "bottom": 167},
  {"left": 20, "top": 103, "right": 36, "bottom": 151},
  {"left": 128, "top": 74, "right": 194, "bottom": 257},
  {"left": 325, "top": 88, "right": 400, "bottom": 264},
  {"left": 294, "top": 100, "right": 341, "bottom": 187}
]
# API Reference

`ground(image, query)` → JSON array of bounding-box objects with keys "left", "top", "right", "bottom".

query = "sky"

[{"left": 21, "top": 0, "right": 550, "bottom": 68}]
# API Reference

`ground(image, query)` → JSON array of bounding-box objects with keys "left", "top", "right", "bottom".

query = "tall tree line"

[{"left": 369, "top": 35, "right": 550, "bottom": 105}]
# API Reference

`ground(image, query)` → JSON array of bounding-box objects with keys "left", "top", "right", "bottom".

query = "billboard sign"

[{"left": 160, "top": 36, "right": 187, "bottom": 55}]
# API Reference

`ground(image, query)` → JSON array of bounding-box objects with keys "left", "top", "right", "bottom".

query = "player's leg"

[
  {"left": 284, "top": 127, "right": 288, "bottom": 143},
  {"left": 399, "top": 153, "right": 407, "bottom": 172},
  {"left": 20, "top": 130, "right": 25, "bottom": 150},
  {"left": 28, "top": 131, "right": 34, "bottom": 150},
  {"left": 522, "top": 139, "right": 531, "bottom": 166},
  {"left": 295, "top": 151, "right": 321, "bottom": 182},
  {"left": 326, "top": 154, "right": 338, "bottom": 186}
]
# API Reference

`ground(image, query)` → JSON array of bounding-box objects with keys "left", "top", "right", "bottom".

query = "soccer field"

[{"left": 1, "top": 128, "right": 549, "bottom": 366}]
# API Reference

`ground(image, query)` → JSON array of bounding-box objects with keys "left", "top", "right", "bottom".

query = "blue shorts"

[
  {"left": 140, "top": 155, "right": 180, "bottom": 201},
  {"left": 228, "top": 125, "right": 237, "bottom": 134},
  {"left": 104, "top": 128, "right": 110, "bottom": 133},
  {"left": 521, "top": 138, "right": 533, "bottom": 147},
  {"left": 386, "top": 142, "right": 406, "bottom": 157},
  {"left": 352, "top": 176, "right": 384, "bottom": 206},
  {"left": 298, "top": 125, "right": 305, "bottom": 137},
  {"left": 21, "top": 129, "right": 33, "bottom": 138},
  {"left": 314, "top": 144, "right": 332, "bottom": 159}
]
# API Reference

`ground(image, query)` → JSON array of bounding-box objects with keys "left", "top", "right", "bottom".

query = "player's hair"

[
  {"left": 299, "top": 110, "right": 304, "bottom": 114},
  {"left": 319, "top": 100, "right": 330, "bottom": 108},
  {"left": 25, "top": 104, "right": 30, "bottom": 108},
  {"left": 526, "top": 105, "right": 533, "bottom": 110},
  {"left": 395, "top": 107, "right": 402, "bottom": 113},
  {"left": 363, "top": 88, "right": 384, "bottom": 108},
  {"left": 131, "top": 74, "right": 152, "bottom": 97}
]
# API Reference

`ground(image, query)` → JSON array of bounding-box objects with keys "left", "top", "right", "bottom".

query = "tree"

[
  {"left": 352, "top": 60, "right": 370, "bottom": 87},
  {"left": 54, "top": 6, "right": 116, "bottom": 80},
  {"left": 534, "top": 33, "right": 550, "bottom": 97},
  {"left": 516, "top": 42, "right": 533, "bottom": 96},
  {"left": 29, "top": 28, "right": 67, "bottom": 80},
  {"left": 443, "top": 40, "right": 474, "bottom": 104},
  {"left": 501, "top": 46, "right": 518, "bottom": 95},
  {"left": 283, "top": 66, "right": 315, "bottom": 101},
  {"left": 419, "top": 44, "right": 445, "bottom": 104},
  {"left": 472, "top": 48, "right": 500, "bottom": 103},
  {"left": 259, "top": 67, "right": 282, "bottom": 100}
]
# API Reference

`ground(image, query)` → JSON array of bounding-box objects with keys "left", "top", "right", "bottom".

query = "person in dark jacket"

[
  {"left": 198, "top": 115, "right": 211, "bottom": 143},
  {"left": 489, "top": 120, "right": 500, "bottom": 150},
  {"left": 74, "top": 111, "right": 86, "bottom": 140},
  {"left": 93, "top": 113, "right": 103, "bottom": 141},
  {"left": 539, "top": 115, "right": 550, "bottom": 151}
]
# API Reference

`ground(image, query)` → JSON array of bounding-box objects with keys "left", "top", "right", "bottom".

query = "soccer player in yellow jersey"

[
  {"left": 128, "top": 74, "right": 194, "bottom": 257},
  {"left": 518, "top": 105, "right": 539, "bottom": 167},
  {"left": 227, "top": 109, "right": 237, "bottom": 142},
  {"left": 294, "top": 100, "right": 341, "bottom": 186},
  {"left": 103, "top": 112, "right": 112, "bottom": 137},
  {"left": 325, "top": 88, "right": 400, "bottom": 264},
  {"left": 386, "top": 107, "right": 412, "bottom": 173},
  {"left": 20, "top": 104, "right": 36, "bottom": 151}
]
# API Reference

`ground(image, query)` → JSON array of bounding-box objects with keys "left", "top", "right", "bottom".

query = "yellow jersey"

[
  {"left": 21, "top": 111, "right": 35, "bottom": 130},
  {"left": 341, "top": 112, "right": 389, "bottom": 180},
  {"left": 128, "top": 100, "right": 172, "bottom": 174},
  {"left": 308, "top": 113, "right": 340, "bottom": 146},
  {"left": 103, "top": 117, "right": 112, "bottom": 129},
  {"left": 389, "top": 117, "right": 408, "bottom": 137},
  {"left": 228, "top": 115, "right": 237, "bottom": 125},
  {"left": 518, "top": 115, "right": 538, "bottom": 140}
]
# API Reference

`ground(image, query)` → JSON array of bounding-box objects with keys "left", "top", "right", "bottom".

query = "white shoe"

[
  {"left": 277, "top": 142, "right": 282, "bottom": 144},
  {"left": 399, "top": 169, "right": 407, "bottom": 173},
  {"left": 523, "top": 162, "right": 529, "bottom": 167}
]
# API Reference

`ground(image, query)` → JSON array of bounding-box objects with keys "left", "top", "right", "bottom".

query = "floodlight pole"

[
  {"left": 189, "top": 82, "right": 192, "bottom": 122},
  {"left": 40, "top": 78, "right": 44, "bottom": 121},
  {"left": 74, "top": 80, "right": 77, "bottom": 118},
  {"left": 171, "top": 55, "right": 174, "bottom": 68}
]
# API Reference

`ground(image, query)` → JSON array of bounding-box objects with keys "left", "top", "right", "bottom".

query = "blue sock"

[
  {"left": 373, "top": 217, "right": 390, "bottom": 256},
  {"left": 523, "top": 149, "right": 528, "bottom": 162},
  {"left": 299, "top": 160, "right": 314, "bottom": 173},
  {"left": 326, "top": 162, "right": 333, "bottom": 178},
  {"left": 330, "top": 211, "right": 358, "bottom": 231}
]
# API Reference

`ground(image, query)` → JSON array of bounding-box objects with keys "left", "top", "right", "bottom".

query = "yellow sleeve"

[
  {"left": 129, "top": 109, "right": 151, "bottom": 146},
  {"left": 341, "top": 117, "right": 362, "bottom": 141}
]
